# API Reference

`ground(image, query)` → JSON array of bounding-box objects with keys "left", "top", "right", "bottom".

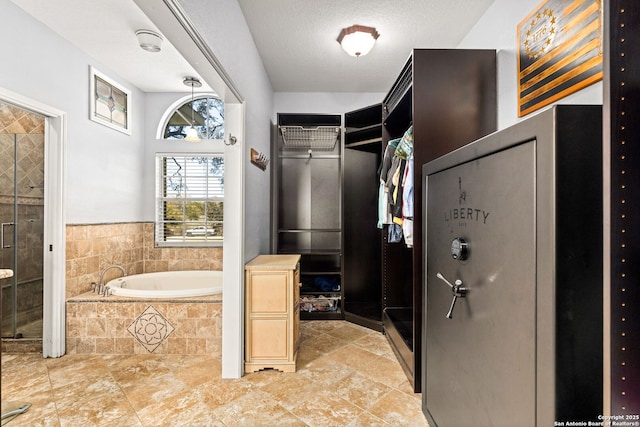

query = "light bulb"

[{"left": 185, "top": 126, "right": 201, "bottom": 142}]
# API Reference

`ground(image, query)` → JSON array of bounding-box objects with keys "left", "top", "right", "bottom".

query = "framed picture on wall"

[
  {"left": 516, "top": 0, "right": 603, "bottom": 117},
  {"left": 89, "top": 66, "right": 132, "bottom": 135}
]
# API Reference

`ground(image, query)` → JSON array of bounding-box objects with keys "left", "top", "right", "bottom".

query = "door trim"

[{"left": 0, "top": 86, "right": 66, "bottom": 358}]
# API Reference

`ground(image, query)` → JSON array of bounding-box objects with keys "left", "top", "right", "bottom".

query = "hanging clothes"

[
  {"left": 394, "top": 125, "right": 414, "bottom": 160},
  {"left": 391, "top": 159, "right": 406, "bottom": 225},
  {"left": 378, "top": 139, "right": 399, "bottom": 229},
  {"left": 388, "top": 223, "right": 403, "bottom": 243},
  {"left": 377, "top": 125, "right": 414, "bottom": 245},
  {"left": 402, "top": 155, "right": 414, "bottom": 247}
]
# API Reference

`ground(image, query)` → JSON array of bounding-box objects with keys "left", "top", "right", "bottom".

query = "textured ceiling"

[
  {"left": 237, "top": 0, "right": 496, "bottom": 92},
  {"left": 9, "top": 0, "right": 212, "bottom": 93},
  {"left": 10, "top": 0, "right": 495, "bottom": 94}
]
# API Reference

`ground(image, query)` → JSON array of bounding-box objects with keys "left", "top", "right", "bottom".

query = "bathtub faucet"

[{"left": 99, "top": 265, "right": 126, "bottom": 296}]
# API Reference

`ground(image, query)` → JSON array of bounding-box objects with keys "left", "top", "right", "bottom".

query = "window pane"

[
  {"left": 163, "top": 96, "right": 224, "bottom": 140},
  {"left": 156, "top": 154, "right": 224, "bottom": 246}
]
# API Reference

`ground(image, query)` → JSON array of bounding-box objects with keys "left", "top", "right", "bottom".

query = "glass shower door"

[
  {"left": 1, "top": 133, "right": 17, "bottom": 337},
  {"left": 1, "top": 132, "right": 44, "bottom": 339}
]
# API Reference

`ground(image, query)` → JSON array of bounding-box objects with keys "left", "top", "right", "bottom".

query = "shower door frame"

[{"left": 0, "top": 87, "right": 66, "bottom": 358}]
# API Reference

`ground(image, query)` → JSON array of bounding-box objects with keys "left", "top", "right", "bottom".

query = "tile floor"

[{"left": 1, "top": 321, "right": 429, "bottom": 426}]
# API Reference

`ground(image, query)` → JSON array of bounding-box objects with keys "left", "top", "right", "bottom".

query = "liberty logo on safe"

[{"left": 442, "top": 177, "right": 491, "bottom": 225}]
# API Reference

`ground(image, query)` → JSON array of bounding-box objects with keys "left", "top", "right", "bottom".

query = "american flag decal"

[{"left": 517, "top": 0, "right": 603, "bottom": 117}]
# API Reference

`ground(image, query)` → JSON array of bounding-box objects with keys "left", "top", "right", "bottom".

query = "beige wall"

[{"left": 65, "top": 222, "right": 223, "bottom": 298}]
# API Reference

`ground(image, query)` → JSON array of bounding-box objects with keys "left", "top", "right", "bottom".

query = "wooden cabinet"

[{"left": 245, "top": 254, "right": 301, "bottom": 373}]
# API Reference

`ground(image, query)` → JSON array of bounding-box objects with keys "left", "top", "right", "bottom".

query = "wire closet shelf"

[{"left": 279, "top": 126, "right": 341, "bottom": 151}]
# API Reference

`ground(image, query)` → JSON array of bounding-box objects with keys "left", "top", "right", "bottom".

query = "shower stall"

[{"left": 0, "top": 103, "right": 45, "bottom": 345}]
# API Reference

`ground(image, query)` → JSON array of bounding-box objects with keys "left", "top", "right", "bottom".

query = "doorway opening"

[
  {"left": 1, "top": 103, "right": 45, "bottom": 351},
  {"left": 0, "top": 88, "right": 67, "bottom": 358}
]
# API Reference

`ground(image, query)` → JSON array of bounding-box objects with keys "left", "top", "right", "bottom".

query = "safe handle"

[
  {"left": 1, "top": 222, "right": 14, "bottom": 249},
  {"left": 436, "top": 272, "right": 468, "bottom": 319}
]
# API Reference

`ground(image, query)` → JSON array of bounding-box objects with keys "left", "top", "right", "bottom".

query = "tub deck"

[
  {"left": 66, "top": 292, "right": 222, "bottom": 355},
  {"left": 69, "top": 291, "right": 222, "bottom": 303}
]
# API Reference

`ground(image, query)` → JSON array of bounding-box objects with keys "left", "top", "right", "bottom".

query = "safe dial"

[{"left": 450, "top": 237, "right": 469, "bottom": 260}]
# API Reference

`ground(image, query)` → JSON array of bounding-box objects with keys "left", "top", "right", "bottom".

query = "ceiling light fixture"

[
  {"left": 183, "top": 77, "right": 202, "bottom": 142},
  {"left": 135, "top": 29, "right": 164, "bottom": 53},
  {"left": 336, "top": 25, "right": 380, "bottom": 57}
]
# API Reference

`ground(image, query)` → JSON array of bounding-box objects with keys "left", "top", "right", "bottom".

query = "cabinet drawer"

[{"left": 248, "top": 272, "right": 289, "bottom": 314}]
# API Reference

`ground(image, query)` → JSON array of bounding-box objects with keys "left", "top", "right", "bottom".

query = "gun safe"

[{"left": 422, "top": 105, "right": 603, "bottom": 426}]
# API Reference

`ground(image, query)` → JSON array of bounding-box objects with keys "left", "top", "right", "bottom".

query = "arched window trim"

[{"left": 156, "top": 92, "right": 224, "bottom": 141}]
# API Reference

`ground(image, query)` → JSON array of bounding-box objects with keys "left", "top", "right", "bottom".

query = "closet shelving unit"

[
  {"left": 381, "top": 49, "right": 497, "bottom": 392},
  {"left": 345, "top": 105, "right": 383, "bottom": 148},
  {"left": 343, "top": 104, "right": 384, "bottom": 331},
  {"left": 272, "top": 113, "right": 344, "bottom": 320}
]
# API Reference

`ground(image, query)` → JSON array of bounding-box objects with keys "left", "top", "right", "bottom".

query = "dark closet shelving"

[
  {"left": 345, "top": 104, "right": 383, "bottom": 149},
  {"left": 343, "top": 104, "right": 384, "bottom": 331},
  {"left": 272, "top": 113, "right": 344, "bottom": 320},
  {"left": 381, "top": 49, "right": 497, "bottom": 392}
]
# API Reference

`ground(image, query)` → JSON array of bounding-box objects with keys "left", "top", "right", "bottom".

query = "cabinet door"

[
  {"left": 248, "top": 271, "right": 289, "bottom": 314},
  {"left": 248, "top": 318, "right": 289, "bottom": 359}
]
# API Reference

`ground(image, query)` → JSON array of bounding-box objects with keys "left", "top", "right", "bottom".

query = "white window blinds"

[{"left": 155, "top": 154, "right": 224, "bottom": 246}]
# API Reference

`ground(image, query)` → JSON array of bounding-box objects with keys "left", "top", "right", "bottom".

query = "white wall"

[
  {"left": 274, "top": 92, "right": 386, "bottom": 117},
  {"left": 178, "top": 0, "right": 275, "bottom": 262},
  {"left": 0, "top": 1, "right": 147, "bottom": 224},
  {"left": 175, "top": 0, "right": 276, "bottom": 379},
  {"left": 458, "top": 0, "right": 603, "bottom": 130}
]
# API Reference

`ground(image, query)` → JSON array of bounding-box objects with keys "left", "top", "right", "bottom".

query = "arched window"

[{"left": 162, "top": 96, "right": 224, "bottom": 140}]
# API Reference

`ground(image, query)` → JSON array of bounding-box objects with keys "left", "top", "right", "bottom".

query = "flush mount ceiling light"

[
  {"left": 183, "top": 76, "right": 202, "bottom": 142},
  {"left": 135, "top": 29, "right": 164, "bottom": 53},
  {"left": 336, "top": 25, "right": 380, "bottom": 57}
]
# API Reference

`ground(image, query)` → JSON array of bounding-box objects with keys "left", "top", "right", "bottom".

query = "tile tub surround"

[
  {"left": 66, "top": 293, "right": 222, "bottom": 356},
  {"left": 65, "top": 222, "right": 223, "bottom": 298},
  {"left": 1, "top": 321, "right": 429, "bottom": 426}
]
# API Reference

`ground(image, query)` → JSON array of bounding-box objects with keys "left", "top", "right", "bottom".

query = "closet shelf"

[
  {"left": 279, "top": 125, "right": 340, "bottom": 151},
  {"left": 278, "top": 228, "right": 342, "bottom": 233},
  {"left": 301, "top": 270, "right": 342, "bottom": 276},
  {"left": 278, "top": 248, "right": 342, "bottom": 255}
]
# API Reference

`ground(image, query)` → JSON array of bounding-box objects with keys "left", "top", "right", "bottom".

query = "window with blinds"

[{"left": 156, "top": 154, "right": 224, "bottom": 246}]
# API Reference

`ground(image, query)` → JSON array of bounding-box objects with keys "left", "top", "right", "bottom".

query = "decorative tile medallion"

[{"left": 127, "top": 305, "right": 175, "bottom": 353}]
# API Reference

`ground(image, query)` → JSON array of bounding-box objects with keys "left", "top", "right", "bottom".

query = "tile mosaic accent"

[{"left": 127, "top": 305, "right": 175, "bottom": 353}]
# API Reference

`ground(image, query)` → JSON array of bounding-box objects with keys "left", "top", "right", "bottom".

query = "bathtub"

[{"left": 106, "top": 270, "right": 222, "bottom": 298}]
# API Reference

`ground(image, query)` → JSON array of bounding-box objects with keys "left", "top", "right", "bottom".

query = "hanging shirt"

[
  {"left": 379, "top": 144, "right": 398, "bottom": 228},
  {"left": 401, "top": 155, "right": 414, "bottom": 247},
  {"left": 391, "top": 159, "right": 406, "bottom": 225},
  {"left": 377, "top": 182, "right": 391, "bottom": 228},
  {"left": 402, "top": 156, "right": 414, "bottom": 219}
]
